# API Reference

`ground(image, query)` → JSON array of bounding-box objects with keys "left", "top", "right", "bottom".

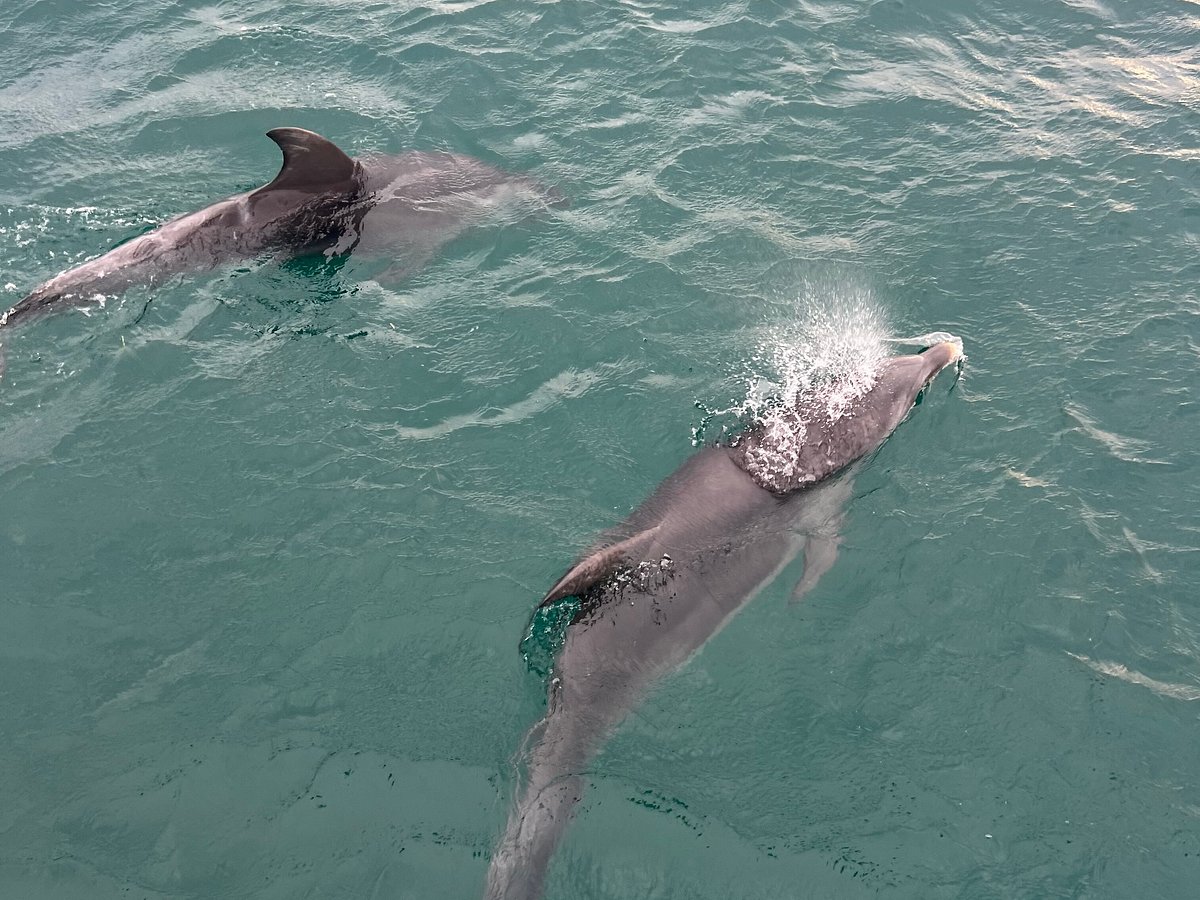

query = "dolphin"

[
  {"left": 484, "top": 339, "right": 964, "bottom": 900},
  {"left": 1, "top": 128, "right": 564, "bottom": 335}
]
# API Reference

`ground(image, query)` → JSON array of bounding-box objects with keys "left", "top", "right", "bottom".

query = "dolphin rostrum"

[
  {"left": 484, "top": 339, "right": 964, "bottom": 900},
  {"left": 2, "top": 128, "right": 564, "bottom": 334}
]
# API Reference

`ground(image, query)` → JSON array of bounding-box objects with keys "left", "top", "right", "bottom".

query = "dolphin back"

[
  {"left": 732, "top": 344, "right": 962, "bottom": 494},
  {"left": 2, "top": 129, "right": 363, "bottom": 340}
]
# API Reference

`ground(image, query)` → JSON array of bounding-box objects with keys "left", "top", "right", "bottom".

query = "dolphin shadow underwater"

[
  {"left": 484, "top": 339, "right": 964, "bottom": 900},
  {"left": 0, "top": 128, "right": 564, "bottom": 369}
]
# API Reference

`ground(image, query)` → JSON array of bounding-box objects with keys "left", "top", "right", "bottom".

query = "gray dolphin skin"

[
  {"left": 1, "top": 128, "right": 563, "bottom": 333},
  {"left": 484, "top": 340, "right": 963, "bottom": 900}
]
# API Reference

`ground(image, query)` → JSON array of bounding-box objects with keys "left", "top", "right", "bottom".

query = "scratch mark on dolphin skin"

[{"left": 1068, "top": 652, "right": 1200, "bottom": 701}]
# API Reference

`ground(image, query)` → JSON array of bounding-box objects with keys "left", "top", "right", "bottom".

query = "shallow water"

[{"left": 2, "top": 0, "right": 1199, "bottom": 897}]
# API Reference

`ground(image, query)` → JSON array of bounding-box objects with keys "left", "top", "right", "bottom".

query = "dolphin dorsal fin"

[
  {"left": 257, "top": 128, "right": 357, "bottom": 194},
  {"left": 539, "top": 525, "right": 662, "bottom": 606}
]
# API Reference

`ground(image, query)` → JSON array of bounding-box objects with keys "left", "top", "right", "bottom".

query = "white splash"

[
  {"left": 745, "top": 287, "right": 891, "bottom": 421},
  {"left": 885, "top": 330, "right": 961, "bottom": 348},
  {"left": 735, "top": 285, "right": 891, "bottom": 486}
]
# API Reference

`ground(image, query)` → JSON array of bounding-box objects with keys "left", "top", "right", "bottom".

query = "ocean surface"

[{"left": 2, "top": 0, "right": 1199, "bottom": 897}]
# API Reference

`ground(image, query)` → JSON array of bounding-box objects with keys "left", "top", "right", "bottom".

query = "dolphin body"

[
  {"left": 1, "top": 128, "right": 563, "bottom": 333},
  {"left": 485, "top": 340, "right": 963, "bottom": 900}
]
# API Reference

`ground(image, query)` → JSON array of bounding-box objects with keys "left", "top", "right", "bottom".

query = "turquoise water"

[{"left": 2, "top": 0, "right": 1199, "bottom": 897}]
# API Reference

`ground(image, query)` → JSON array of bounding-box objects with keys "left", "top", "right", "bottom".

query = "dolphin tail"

[
  {"left": 485, "top": 690, "right": 602, "bottom": 900},
  {"left": 484, "top": 764, "right": 584, "bottom": 900}
]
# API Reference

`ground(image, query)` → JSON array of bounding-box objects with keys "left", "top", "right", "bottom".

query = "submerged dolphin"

[
  {"left": 1, "top": 128, "right": 563, "bottom": 333},
  {"left": 485, "top": 339, "right": 964, "bottom": 900}
]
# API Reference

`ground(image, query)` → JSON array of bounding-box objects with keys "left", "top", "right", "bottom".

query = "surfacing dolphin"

[
  {"left": 484, "top": 339, "right": 964, "bottom": 900},
  {"left": 1, "top": 128, "right": 564, "bottom": 333}
]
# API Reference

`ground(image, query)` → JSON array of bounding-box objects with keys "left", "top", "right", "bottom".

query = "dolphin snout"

[
  {"left": 938, "top": 338, "right": 963, "bottom": 364},
  {"left": 917, "top": 337, "right": 965, "bottom": 385},
  {"left": 926, "top": 338, "right": 963, "bottom": 365}
]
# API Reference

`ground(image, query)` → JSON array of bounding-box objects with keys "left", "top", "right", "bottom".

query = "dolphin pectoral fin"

[
  {"left": 539, "top": 525, "right": 662, "bottom": 606},
  {"left": 790, "top": 531, "right": 842, "bottom": 604},
  {"left": 256, "top": 128, "right": 358, "bottom": 194}
]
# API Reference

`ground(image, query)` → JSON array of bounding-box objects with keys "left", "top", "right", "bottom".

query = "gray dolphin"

[
  {"left": 1, "top": 128, "right": 564, "bottom": 334},
  {"left": 484, "top": 339, "right": 964, "bottom": 900}
]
